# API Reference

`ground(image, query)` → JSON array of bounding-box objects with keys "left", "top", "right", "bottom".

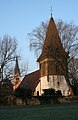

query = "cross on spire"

[{"left": 50, "top": 6, "right": 53, "bottom": 17}]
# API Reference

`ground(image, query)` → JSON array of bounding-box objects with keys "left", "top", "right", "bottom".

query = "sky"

[{"left": 0, "top": 0, "right": 78, "bottom": 73}]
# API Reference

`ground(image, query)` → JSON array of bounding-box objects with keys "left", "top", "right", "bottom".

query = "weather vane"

[{"left": 50, "top": 6, "right": 53, "bottom": 17}]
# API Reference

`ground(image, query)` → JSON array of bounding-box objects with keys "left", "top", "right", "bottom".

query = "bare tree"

[
  {"left": 0, "top": 34, "right": 17, "bottom": 82},
  {"left": 68, "top": 58, "right": 78, "bottom": 94},
  {"left": 19, "top": 59, "right": 28, "bottom": 79},
  {"left": 28, "top": 22, "right": 47, "bottom": 57},
  {"left": 56, "top": 20, "right": 78, "bottom": 61}
]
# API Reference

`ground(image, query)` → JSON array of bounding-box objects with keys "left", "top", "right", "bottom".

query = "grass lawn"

[{"left": 0, "top": 103, "right": 78, "bottom": 120}]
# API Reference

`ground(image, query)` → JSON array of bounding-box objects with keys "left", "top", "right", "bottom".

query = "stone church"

[
  {"left": 35, "top": 16, "right": 72, "bottom": 96},
  {"left": 14, "top": 16, "right": 73, "bottom": 96}
]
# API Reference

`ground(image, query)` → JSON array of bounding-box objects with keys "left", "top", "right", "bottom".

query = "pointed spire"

[
  {"left": 14, "top": 56, "right": 20, "bottom": 75},
  {"left": 37, "top": 16, "right": 66, "bottom": 62},
  {"left": 13, "top": 56, "right": 21, "bottom": 91},
  {"left": 43, "top": 17, "right": 62, "bottom": 47}
]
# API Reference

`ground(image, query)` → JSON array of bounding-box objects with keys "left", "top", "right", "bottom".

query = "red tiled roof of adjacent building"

[{"left": 19, "top": 70, "right": 40, "bottom": 91}]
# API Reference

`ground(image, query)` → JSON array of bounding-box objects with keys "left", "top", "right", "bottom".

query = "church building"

[{"left": 19, "top": 16, "right": 73, "bottom": 96}]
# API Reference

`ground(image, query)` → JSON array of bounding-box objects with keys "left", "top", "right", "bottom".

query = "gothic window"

[
  {"left": 49, "top": 61, "right": 51, "bottom": 71},
  {"left": 56, "top": 64, "right": 59, "bottom": 74}
]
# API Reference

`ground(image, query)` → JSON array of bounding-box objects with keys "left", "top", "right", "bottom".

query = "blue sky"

[{"left": 0, "top": 0, "right": 78, "bottom": 73}]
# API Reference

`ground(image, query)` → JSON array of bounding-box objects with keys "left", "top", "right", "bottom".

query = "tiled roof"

[
  {"left": 37, "top": 17, "right": 68, "bottom": 62},
  {"left": 19, "top": 70, "right": 40, "bottom": 91}
]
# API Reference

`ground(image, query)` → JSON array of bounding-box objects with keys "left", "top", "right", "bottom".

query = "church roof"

[
  {"left": 14, "top": 57, "right": 20, "bottom": 75},
  {"left": 19, "top": 70, "right": 40, "bottom": 91},
  {"left": 37, "top": 16, "right": 68, "bottom": 62}
]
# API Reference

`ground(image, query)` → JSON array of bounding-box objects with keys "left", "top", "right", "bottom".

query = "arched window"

[{"left": 56, "top": 63, "right": 59, "bottom": 74}]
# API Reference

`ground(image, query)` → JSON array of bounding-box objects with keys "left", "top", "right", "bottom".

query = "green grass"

[{"left": 0, "top": 104, "right": 78, "bottom": 120}]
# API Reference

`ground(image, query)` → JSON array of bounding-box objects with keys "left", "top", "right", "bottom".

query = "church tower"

[
  {"left": 13, "top": 57, "right": 21, "bottom": 91},
  {"left": 36, "top": 16, "right": 73, "bottom": 96}
]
